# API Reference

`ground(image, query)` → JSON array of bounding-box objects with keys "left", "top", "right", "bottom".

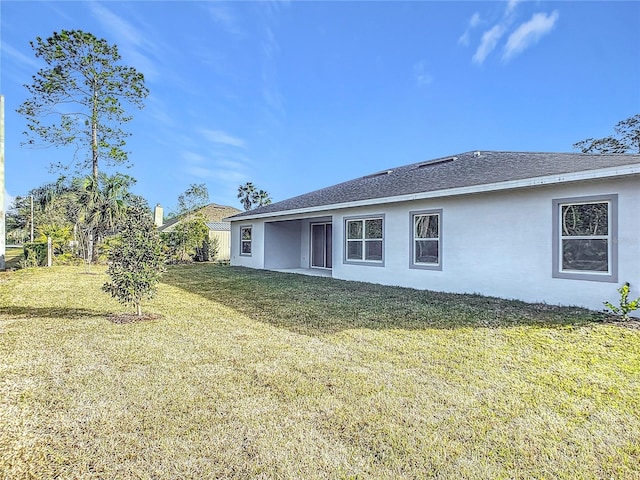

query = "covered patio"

[{"left": 263, "top": 216, "right": 333, "bottom": 273}]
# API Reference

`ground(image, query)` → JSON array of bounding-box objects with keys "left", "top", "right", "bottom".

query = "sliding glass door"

[{"left": 311, "top": 223, "right": 332, "bottom": 269}]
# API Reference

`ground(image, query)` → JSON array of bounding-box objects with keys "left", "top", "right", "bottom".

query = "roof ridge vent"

[
  {"left": 416, "top": 157, "right": 456, "bottom": 169},
  {"left": 363, "top": 169, "right": 393, "bottom": 179}
]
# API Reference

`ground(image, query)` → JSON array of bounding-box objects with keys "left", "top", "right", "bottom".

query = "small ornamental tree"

[{"left": 102, "top": 207, "right": 165, "bottom": 316}]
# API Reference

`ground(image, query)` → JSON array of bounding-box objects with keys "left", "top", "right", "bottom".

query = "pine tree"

[{"left": 17, "top": 30, "right": 148, "bottom": 180}]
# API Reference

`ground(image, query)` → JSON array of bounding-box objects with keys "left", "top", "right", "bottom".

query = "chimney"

[{"left": 154, "top": 203, "right": 163, "bottom": 228}]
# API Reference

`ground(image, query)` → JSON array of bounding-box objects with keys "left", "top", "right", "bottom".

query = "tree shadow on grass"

[
  {"left": 0, "top": 306, "right": 109, "bottom": 321},
  {"left": 160, "top": 265, "right": 607, "bottom": 335}
]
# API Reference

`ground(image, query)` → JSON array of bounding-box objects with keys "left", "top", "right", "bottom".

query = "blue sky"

[{"left": 1, "top": 1, "right": 639, "bottom": 213}]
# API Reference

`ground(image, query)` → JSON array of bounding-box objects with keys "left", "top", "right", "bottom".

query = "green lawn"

[
  {"left": 0, "top": 264, "right": 638, "bottom": 479},
  {"left": 3, "top": 246, "right": 24, "bottom": 270}
]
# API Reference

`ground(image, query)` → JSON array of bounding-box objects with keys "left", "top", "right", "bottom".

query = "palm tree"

[
  {"left": 34, "top": 173, "right": 136, "bottom": 264},
  {"left": 237, "top": 182, "right": 256, "bottom": 211},
  {"left": 88, "top": 173, "right": 134, "bottom": 237},
  {"left": 252, "top": 189, "right": 272, "bottom": 207},
  {"left": 74, "top": 173, "right": 136, "bottom": 262}
]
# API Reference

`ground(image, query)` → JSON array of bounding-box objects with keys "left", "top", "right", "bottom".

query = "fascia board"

[{"left": 227, "top": 164, "right": 640, "bottom": 222}]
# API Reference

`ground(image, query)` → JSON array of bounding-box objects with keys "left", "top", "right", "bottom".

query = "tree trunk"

[
  {"left": 91, "top": 231, "right": 100, "bottom": 264},
  {"left": 136, "top": 302, "right": 142, "bottom": 317},
  {"left": 87, "top": 230, "right": 94, "bottom": 264},
  {"left": 92, "top": 82, "right": 99, "bottom": 182}
]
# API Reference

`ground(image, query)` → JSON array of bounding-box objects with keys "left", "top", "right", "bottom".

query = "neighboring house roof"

[
  {"left": 206, "top": 221, "right": 231, "bottom": 232},
  {"left": 228, "top": 151, "right": 640, "bottom": 220},
  {"left": 159, "top": 203, "right": 241, "bottom": 232}
]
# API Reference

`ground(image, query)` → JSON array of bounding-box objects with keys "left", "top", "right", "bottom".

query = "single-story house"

[
  {"left": 156, "top": 203, "right": 241, "bottom": 261},
  {"left": 226, "top": 151, "right": 640, "bottom": 312}
]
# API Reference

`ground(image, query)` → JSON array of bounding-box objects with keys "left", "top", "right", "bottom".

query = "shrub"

[
  {"left": 23, "top": 242, "right": 47, "bottom": 267},
  {"left": 53, "top": 253, "right": 84, "bottom": 266},
  {"left": 160, "top": 215, "right": 210, "bottom": 263},
  {"left": 97, "top": 235, "right": 122, "bottom": 264},
  {"left": 194, "top": 236, "right": 211, "bottom": 262},
  {"left": 35, "top": 224, "right": 72, "bottom": 255},
  {"left": 194, "top": 236, "right": 220, "bottom": 262},
  {"left": 604, "top": 282, "right": 640, "bottom": 320}
]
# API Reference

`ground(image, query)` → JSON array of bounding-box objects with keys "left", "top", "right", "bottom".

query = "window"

[
  {"left": 240, "top": 225, "right": 252, "bottom": 256},
  {"left": 410, "top": 210, "right": 442, "bottom": 270},
  {"left": 344, "top": 216, "right": 384, "bottom": 264},
  {"left": 552, "top": 195, "right": 617, "bottom": 282}
]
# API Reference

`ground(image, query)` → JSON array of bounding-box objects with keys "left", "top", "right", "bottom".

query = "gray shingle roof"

[{"left": 229, "top": 151, "right": 640, "bottom": 219}]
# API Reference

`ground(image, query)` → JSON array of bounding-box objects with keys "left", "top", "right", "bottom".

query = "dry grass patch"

[{"left": 0, "top": 264, "right": 638, "bottom": 479}]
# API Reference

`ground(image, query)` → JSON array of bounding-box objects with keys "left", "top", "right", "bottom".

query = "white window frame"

[
  {"left": 410, "top": 209, "right": 442, "bottom": 270},
  {"left": 343, "top": 215, "right": 385, "bottom": 266},
  {"left": 240, "top": 225, "right": 252, "bottom": 256},
  {"left": 552, "top": 194, "right": 617, "bottom": 282}
]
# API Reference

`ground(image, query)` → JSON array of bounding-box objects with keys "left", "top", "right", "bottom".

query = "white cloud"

[
  {"left": 261, "top": 26, "right": 284, "bottom": 116},
  {"left": 1, "top": 42, "right": 41, "bottom": 70},
  {"left": 208, "top": 4, "right": 245, "bottom": 38},
  {"left": 91, "top": 3, "right": 140, "bottom": 46},
  {"left": 215, "top": 159, "right": 246, "bottom": 170},
  {"left": 458, "top": 31, "right": 470, "bottom": 47},
  {"left": 413, "top": 61, "right": 434, "bottom": 88},
  {"left": 181, "top": 148, "right": 248, "bottom": 184},
  {"left": 211, "top": 169, "right": 246, "bottom": 183},
  {"left": 187, "top": 166, "right": 245, "bottom": 183},
  {"left": 199, "top": 129, "right": 246, "bottom": 148},
  {"left": 186, "top": 166, "right": 214, "bottom": 179},
  {"left": 463, "top": 2, "right": 557, "bottom": 65},
  {"left": 458, "top": 12, "right": 482, "bottom": 46},
  {"left": 503, "top": 11, "right": 560, "bottom": 61},
  {"left": 182, "top": 151, "right": 207, "bottom": 165},
  {"left": 505, "top": 0, "right": 521, "bottom": 16},
  {"left": 90, "top": 3, "right": 161, "bottom": 80},
  {"left": 473, "top": 24, "right": 506, "bottom": 65},
  {"left": 209, "top": 4, "right": 234, "bottom": 27},
  {"left": 147, "top": 106, "right": 173, "bottom": 127}
]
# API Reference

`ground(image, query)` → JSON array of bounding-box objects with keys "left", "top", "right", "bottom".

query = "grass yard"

[
  {"left": 0, "top": 264, "right": 638, "bottom": 479},
  {"left": 3, "top": 247, "right": 24, "bottom": 270}
]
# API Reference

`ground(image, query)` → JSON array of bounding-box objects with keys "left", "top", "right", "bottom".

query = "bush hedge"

[{"left": 23, "top": 242, "right": 48, "bottom": 267}]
